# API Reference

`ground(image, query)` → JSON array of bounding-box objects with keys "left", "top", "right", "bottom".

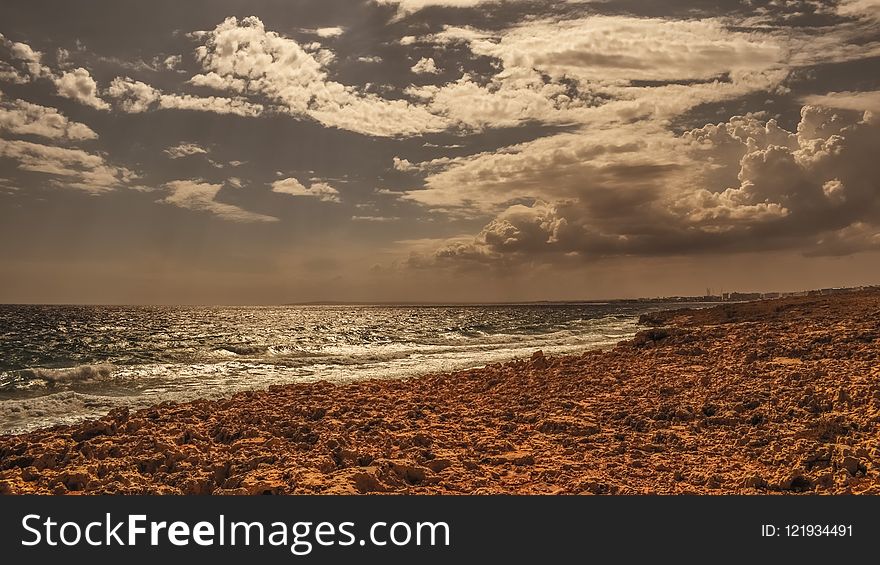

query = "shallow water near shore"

[{"left": 0, "top": 302, "right": 699, "bottom": 433}]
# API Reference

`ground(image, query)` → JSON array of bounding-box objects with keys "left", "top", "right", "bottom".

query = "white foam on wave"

[
  {"left": 1, "top": 316, "right": 642, "bottom": 434},
  {"left": 20, "top": 364, "right": 114, "bottom": 384},
  {"left": 0, "top": 391, "right": 123, "bottom": 434}
]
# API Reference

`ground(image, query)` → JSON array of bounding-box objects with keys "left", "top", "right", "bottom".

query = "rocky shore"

[{"left": 1, "top": 290, "right": 879, "bottom": 495}]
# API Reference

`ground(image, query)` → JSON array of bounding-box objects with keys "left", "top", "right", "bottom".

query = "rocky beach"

[{"left": 1, "top": 290, "right": 879, "bottom": 495}]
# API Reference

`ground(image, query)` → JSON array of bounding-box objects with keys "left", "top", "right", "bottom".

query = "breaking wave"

[
  {"left": 0, "top": 391, "right": 122, "bottom": 433},
  {"left": 0, "top": 301, "right": 696, "bottom": 433},
  {"left": 20, "top": 364, "right": 114, "bottom": 384}
]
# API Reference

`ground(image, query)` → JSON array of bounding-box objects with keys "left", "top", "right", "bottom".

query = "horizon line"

[{"left": 1, "top": 284, "right": 873, "bottom": 308}]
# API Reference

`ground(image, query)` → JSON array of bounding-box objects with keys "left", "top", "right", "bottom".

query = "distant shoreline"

[
  {"left": 3, "top": 283, "right": 877, "bottom": 307},
  {"left": 1, "top": 289, "right": 879, "bottom": 495}
]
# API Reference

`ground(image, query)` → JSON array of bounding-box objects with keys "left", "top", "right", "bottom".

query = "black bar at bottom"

[{"left": 0, "top": 496, "right": 875, "bottom": 563}]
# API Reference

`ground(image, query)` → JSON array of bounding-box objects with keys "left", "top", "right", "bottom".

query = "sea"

[{"left": 0, "top": 302, "right": 696, "bottom": 434}]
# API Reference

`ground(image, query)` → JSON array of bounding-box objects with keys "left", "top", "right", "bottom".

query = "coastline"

[{"left": 1, "top": 291, "right": 878, "bottom": 494}]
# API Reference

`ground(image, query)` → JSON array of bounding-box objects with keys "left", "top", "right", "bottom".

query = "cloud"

[
  {"left": 9, "top": 42, "right": 44, "bottom": 71},
  {"left": 374, "top": 0, "right": 509, "bottom": 14},
  {"left": 0, "top": 61, "right": 28, "bottom": 84},
  {"left": 400, "top": 10, "right": 880, "bottom": 135},
  {"left": 271, "top": 177, "right": 341, "bottom": 202},
  {"left": 53, "top": 68, "right": 110, "bottom": 110},
  {"left": 403, "top": 16, "right": 795, "bottom": 133},
  {"left": 392, "top": 156, "right": 418, "bottom": 171},
  {"left": 4, "top": 38, "right": 260, "bottom": 117},
  {"left": 79, "top": 12, "right": 879, "bottom": 142},
  {"left": 162, "top": 54, "right": 182, "bottom": 70},
  {"left": 188, "top": 16, "right": 448, "bottom": 136},
  {"left": 784, "top": 26, "right": 880, "bottom": 68},
  {"left": 801, "top": 91, "right": 880, "bottom": 114},
  {"left": 2, "top": 36, "right": 52, "bottom": 79},
  {"left": 0, "top": 95, "right": 98, "bottom": 140},
  {"left": 807, "top": 222, "right": 880, "bottom": 256},
  {"left": 107, "top": 76, "right": 263, "bottom": 116},
  {"left": 157, "top": 93, "right": 263, "bottom": 116},
  {"left": 411, "top": 57, "right": 439, "bottom": 74},
  {"left": 442, "top": 17, "right": 784, "bottom": 84},
  {"left": 315, "top": 27, "right": 345, "bottom": 38},
  {"left": 836, "top": 0, "right": 880, "bottom": 20},
  {"left": 107, "top": 77, "right": 160, "bottom": 112},
  {"left": 0, "top": 138, "right": 135, "bottom": 193},
  {"left": 188, "top": 71, "right": 246, "bottom": 92},
  {"left": 55, "top": 48, "right": 71, "bottom": 68},
  {"left": 164, "top": 142, "right": 208, "bottom": 159},
  {"left": 404, "top": 103, "right": 880, "bottom": 267},
  {"left": 433, "top": 200, "right": 572, "bottom": 264},
  {"left": 402, "top": 129, "right": 664, "bottom": 212},
  {"left": 162, "top": 180, "right": 278, "bottom": 222},
  {"left": 352, "top": 215, "right": 399, "bottom": 222},
  {"left": 390, "top": 8, "right": 880, "bottom": 268}
]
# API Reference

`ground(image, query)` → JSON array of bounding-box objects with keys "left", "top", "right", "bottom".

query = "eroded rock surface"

[{"left": 1, "top": 291, "right": 879, "bottom": 494}]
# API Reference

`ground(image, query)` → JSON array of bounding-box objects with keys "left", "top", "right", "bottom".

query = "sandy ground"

[{"left": 1, "top": 290, "right": 879, "bottom": 494}]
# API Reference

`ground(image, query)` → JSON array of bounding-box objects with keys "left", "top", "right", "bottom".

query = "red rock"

[
  {"left": 530, "top": 350, "right": 549, "bottom": 369},
  {"left": 1, "top": 290, "right": 879, "bottom": 494}
]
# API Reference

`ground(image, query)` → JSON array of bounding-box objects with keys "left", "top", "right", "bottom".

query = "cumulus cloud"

[
  {"left": 392, "top": 156, "right": 418, "bottom": 171},
  {"left": 0, "top": 138, "right": 135, "bottom": 193},
  {"left": 0, "top": 95, "right": 98, "bottom": 140},
  {"left": 85, "top": 12, "right": 877, "bottom": 141},
  {"left": 401, "top": 16, "right": 797, "bottom": 133},
  {"left": 162, "top": 180, "right": 278, "bottom": 222},
  {"left": 271, "top": 177, "right": 341, "bottom": 202},
  {"left": 4, "top": 4, "right": 880, "bottom": 277},
  {"left": 801, "top": 91, "right": 880, "bottom": 114},
  {"left": 53, "top": 68, "right": 110, "bottom": 110},
  {"left": 0, "top": 36, "right": 54, "bottom": 84},
  {"left": 187, "top": 16, "right": 448, "bottom": 136},
  {"left": 377, "top": 7, "right": 880, "bottom": 269},
  {"left": 394, "top": 10, "right": 880, "bottom": 137},
  {"left": 0, "top": 61, "right": 28, "bottom": 84},
  {"left": 444, "top": 17, "right": 784, "bottom": 84},
  {"left": 9, "top": 42, "right": 44, "bottom": 71},
  {"left": 404, "top": 103, "right": 880, "bottom": 267},
  {"left": 162, "top": 54, "right": 182, "bottom": 70},
  {"left": 107, "top": 76, "right": 263, "bottom": 116},
  {"left": 411, "top": 57, "right": 439, "bottom": 74},
  {"left": 107, "top": 77, "right": 160, "bottom": 112},
  {"left": 402, "top": 129, "right": 662, "bottom": 211},
  {"left": 1, "top": 36, "right": 52, "bottom": 80},
  {"left": 158, "top": 93, "right": 263, "bottom": 116},
  {"left": 164, "top": 142, "right": 208, "bottom": 159}
]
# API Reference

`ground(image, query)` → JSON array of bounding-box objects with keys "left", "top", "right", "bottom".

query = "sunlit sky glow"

[{"left": 1, "top": 0, "right": 880, "bottom": 303}]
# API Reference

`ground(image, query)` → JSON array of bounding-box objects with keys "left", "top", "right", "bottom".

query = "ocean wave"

[
  {"left": 16, "top": 364, "right": 115, "bottom": 385},
  {"left": 0, "top": 333, "right": 635, "bottom": 434},
  {"left": 0, "top": 303, "right": 652, "bottom": 433},
  {"left": 212, "top": 344, "right": 269, "bottom": 356},
  {"left": 0, "top": 391, "right": 119, "bottom": 433}
]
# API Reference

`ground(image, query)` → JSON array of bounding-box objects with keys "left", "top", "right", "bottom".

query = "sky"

[{"left": 1, "top": 0, "right": 880, "bottom": 304}]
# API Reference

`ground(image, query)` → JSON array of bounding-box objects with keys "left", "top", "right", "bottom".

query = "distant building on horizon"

[{"left": 723, "top": 292, "right": 762, "bottom": 301}]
